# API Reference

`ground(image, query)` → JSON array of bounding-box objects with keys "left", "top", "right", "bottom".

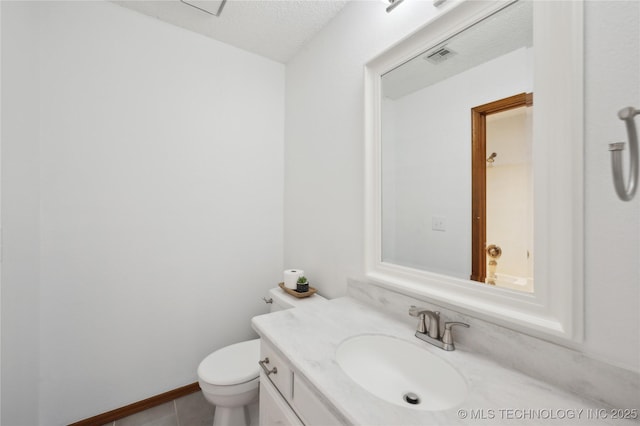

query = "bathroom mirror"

[
  {"left": 365, "top": 0, "right": 584, "bottom": 341},
  {"left": 380, "top": 0, "right": 534, "bottom": 293}
]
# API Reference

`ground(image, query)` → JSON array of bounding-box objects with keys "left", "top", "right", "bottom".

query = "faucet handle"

[
  {"left": 408, "top": 306, "right": 427, "bottom": 333},
  {"left": 442, "top": 322, "right": 469, "bottom": 351},
  {"left": 444, "top": 321, "right": 469, "bottom": 330}
]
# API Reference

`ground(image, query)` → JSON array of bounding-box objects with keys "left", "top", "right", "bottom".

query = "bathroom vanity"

[
  {"left": 259, "top": 339, "right": 343, "bottom": 425},
  {"left": 252, "top": 292, "right": 638, "bottom": 425}
]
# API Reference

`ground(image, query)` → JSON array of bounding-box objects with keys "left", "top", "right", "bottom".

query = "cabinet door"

[
  {"left": 292, "top": 374, "right": 343, "bottom": 426},
  {"left": 261, "top": 339, "right": 292, "bottom": 400},
  {"left": 259, "top": 373, "right": 304, "bottom": 426}
]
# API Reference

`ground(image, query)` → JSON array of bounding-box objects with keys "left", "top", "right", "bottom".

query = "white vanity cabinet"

[
  {"left": 259, "top": 340, "right": 342, "bottom": 426},
  {"left": 259, "top": 374, "right": 304, "bottom": 426}
]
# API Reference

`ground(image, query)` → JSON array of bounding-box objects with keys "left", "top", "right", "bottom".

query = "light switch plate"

[{"left": 432, "top": 216, "right": 446, "bottom": 232}]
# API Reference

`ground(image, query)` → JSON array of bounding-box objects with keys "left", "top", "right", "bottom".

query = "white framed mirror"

[{"left": 364, "top": 0, "right": 584, "bottom": 341}]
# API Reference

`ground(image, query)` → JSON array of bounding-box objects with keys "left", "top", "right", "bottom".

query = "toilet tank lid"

[
  {"left": 269, "top": 286, "right": 326, "bottom": 308},
  {"left": 197, "top": 338, "right": 261, "bottom": 385}
]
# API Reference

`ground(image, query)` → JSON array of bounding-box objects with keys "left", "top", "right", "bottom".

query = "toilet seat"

[
  {"left": 199, "top": 376, "right": 259, "bottom": 397},
  {"left": 198, "top": 338, "right": 261, "bottom": 386}
]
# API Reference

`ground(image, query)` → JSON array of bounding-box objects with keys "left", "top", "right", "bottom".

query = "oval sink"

[{"left": 336, "top": 335, "right": 468, "bottom": 411}]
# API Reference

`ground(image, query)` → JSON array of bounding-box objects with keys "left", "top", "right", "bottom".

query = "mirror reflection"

[{"left": 381, "top": 1, "right": 534, "bottom": 292}]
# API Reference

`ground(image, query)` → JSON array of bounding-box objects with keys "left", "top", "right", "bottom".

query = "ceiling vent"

[{"left": 424, "top": 46, "right": 457, "bottom": 64}]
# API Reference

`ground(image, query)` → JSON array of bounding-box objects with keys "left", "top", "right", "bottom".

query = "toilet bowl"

[
  {"left": 198, "top": 339, "right": 261, "bottom": 426},
  {"left": 197, "top": 287, "right": 326, "bottom": 426}
]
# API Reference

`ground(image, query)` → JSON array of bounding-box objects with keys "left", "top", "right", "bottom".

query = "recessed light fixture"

[{"left": 180, "top": 0, "right": 227, "bottom": 17}]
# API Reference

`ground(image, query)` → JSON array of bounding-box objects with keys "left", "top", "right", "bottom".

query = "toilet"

[{"left": 197, "top": 287, "right": 326, "bottom": 426}]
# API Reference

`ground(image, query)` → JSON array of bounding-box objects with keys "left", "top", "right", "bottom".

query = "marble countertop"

[{"left": 251, "top": 296, "right": 637, "bottom": 425}]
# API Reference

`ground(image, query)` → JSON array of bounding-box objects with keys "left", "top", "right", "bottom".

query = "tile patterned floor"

[{"left": 101, "top": 390, "right": 259, "bottom": 426}]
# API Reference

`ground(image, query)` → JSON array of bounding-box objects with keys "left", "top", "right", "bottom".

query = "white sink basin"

[{"left": 336, "top": 335, "right": 468, "bottom": 411}]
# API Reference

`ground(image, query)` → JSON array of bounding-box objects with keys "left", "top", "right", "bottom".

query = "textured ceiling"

[
  {"left": 112, "top": 0, "right": 350, "bottom": 63},
  {"left": 383, "top": 1, "right": 533, "bottom": 100}
]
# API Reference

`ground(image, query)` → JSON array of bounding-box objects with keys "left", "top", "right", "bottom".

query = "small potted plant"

[{"left": 296, "top": 276, "right": 309, "bottom": 293}]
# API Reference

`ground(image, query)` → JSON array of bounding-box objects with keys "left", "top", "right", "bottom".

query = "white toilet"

[{"left": 197, "top": 287, "right": 326, "bottom": 426}]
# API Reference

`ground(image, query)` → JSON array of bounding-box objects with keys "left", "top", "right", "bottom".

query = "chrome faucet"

[
  {"left": 409, "top": 306, "right": 469, "bottom": 351},
  {"left": 408, "top": 306, "right": 440, "bottom": 338}
]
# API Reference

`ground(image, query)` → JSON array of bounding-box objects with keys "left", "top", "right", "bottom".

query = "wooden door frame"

[{"left": 470, "top": 92, "right": 533, "bottom": 283}]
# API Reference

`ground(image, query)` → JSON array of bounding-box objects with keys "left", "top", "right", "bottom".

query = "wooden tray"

[{"left": 278, "top": 282, "right": 317, "bottom": 298}]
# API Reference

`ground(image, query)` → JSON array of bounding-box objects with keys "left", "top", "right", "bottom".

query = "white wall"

[
  {"left": 0, "top": 5, "right": 2, "bottom": 421},
  {"left": 2, "top": 2, "right": 284, "bottom": 424},
  {"left": 383, "top": 48, "right": 532, "bottom": 279},
  {"left": 1, "top": 3, "right": 41, "bottom": 425},
  {"left": 285, "top": 0, "right": 640, "bottom": 372},
  {"left": 583, "top": 0, "right": 639, "bottom": 370},
  {"left": 285, "top": 0, "right": 451, "bottom": 298}
]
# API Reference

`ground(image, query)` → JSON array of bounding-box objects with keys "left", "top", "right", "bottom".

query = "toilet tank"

[{"left": 268, "top": 287, "right": 326, "bottom": 313}]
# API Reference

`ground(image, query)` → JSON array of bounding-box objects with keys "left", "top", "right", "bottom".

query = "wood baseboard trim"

[{"left": 68, "top": 382, "right": 201, "bottom": 426}]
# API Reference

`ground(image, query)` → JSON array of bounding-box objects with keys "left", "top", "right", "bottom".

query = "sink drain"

[{"left": 403, "top": 392, "right": 420, "bottom": 405}]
